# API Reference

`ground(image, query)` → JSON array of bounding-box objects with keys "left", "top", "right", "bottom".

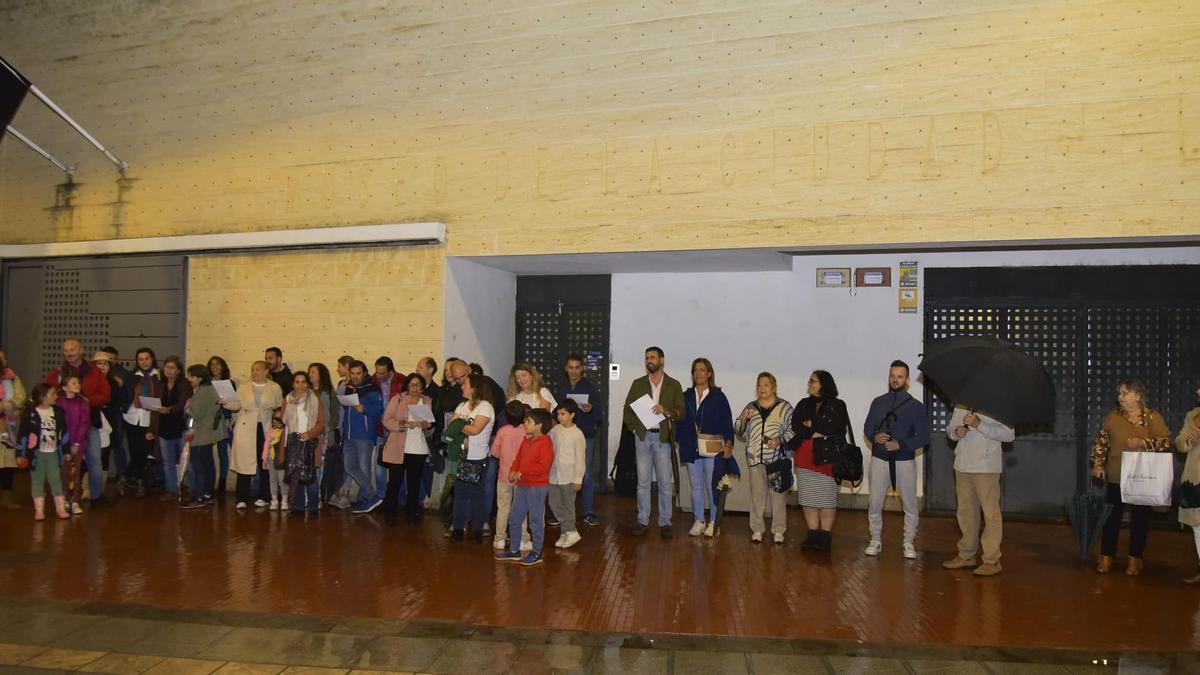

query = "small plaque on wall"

[
  {"left": 855, "top": 267, "right": 891, "bottom": 287},
  {"left": 816, "top": 268, "right": 851, "bottom": 288}
]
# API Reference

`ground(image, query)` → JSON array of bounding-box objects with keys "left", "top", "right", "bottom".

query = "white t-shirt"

[
  {"left": 37, "top": 407, "right": 57, "bottom": 453},
  {"left": 405, "top": 409, "right": 430, "bottom": 455},
  {"left": 511, "top": 388, "right": 557, "bottom": 410},
  {"left": 455, "top": 400, "right": 495, "bottom": 460}
]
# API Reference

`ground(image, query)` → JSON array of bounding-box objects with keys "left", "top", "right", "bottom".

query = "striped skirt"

[{"left": 795, "top": 467, "right": 838, "bottom": 509}]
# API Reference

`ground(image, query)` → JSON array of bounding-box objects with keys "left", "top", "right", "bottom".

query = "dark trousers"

[
  {"left": 385, "top": 453, "right": 428, "bottom": 519},
  {"left": 1101, "top": 482, "right": 1151, "bottom": 557},
  {"left": 124, "top": 422, "right": 155, "bottom": 485},
  {"left": 235, "top": 473, "right": 254, "bottom": 503},
  {"left": 452, "top": 477, "right": 487, "bottom": 532},
  {"left": 0, "top": 467, "right": 13, "bottom": 490},
  {"left": 190, "top": 443, "right": 215, "bottom": 499},
  {"left": 254, "top": 424, "right": 271, "bottom": 501}
]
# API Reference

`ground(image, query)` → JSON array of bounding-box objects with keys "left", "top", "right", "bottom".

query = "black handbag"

[
  {"left": 456, "top": 456, "right": 486, "bottom": 485},
  {"left": 820, "top": 435, "right": 864, "bottom": 485},
  {"left": 764, "top": 450, "right": 793, "bottom": 493}
]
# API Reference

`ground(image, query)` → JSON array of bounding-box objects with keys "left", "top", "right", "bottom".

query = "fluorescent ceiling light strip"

[{"left": 0, "top": 222, "right": 446, "bottom": 258}]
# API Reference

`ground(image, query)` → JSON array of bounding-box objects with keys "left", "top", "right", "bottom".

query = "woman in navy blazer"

[{"left": 677, "top": 358, "right": 735, "bottom": 538}]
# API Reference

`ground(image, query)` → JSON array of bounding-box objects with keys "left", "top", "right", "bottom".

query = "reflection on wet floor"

[{"left": 0, "top": 492, "right": 1196, "bottom": 665}]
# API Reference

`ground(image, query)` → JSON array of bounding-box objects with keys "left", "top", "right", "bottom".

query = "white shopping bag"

[{"left": 1119, "top": 451, "right": 1174, "bottom": 507}]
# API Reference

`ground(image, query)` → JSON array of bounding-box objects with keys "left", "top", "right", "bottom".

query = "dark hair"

[
  {"left": 162, "top": 356, "right": 184, "bottom": 378},
  {"left": 565, "top": 353, "right": 584, "bottom": 366},
  {"left": 207, "top": 355, "right": 231, "bottom": 380},
  {"left": 187, "top": 364, "right": 212, "bottom": 385},
  {"left": 102, "top": 345, "right": 119, "bottom": 357},
  {"left": 469, "top": 362, "right": 483, "bottom": 375},
  {"left": 527, "top": 408, "right": 553, "bottom": 434},
  {"left": 812, "top": 370, "right": 838, "bottom": 399},
  {"left": 266, "top": 347, "right": 283, "bottom": 359},
  {"left": 24, "top": 382, "right": 55, "bottom": 417},
  {"left": 307, "top": 363, "right": 334, "bottom": 393},
  {"left": 645, "top": 346, "right": 664, "bottom": 358},
  {"left": 135, "top": 348, "right": 158, "bottom": 371},
  {"left": 555, "top": 398, "right": 580, "bottom": 417},
  {"left": 60, "top": 373, "right": 81, "bottom": 390},
  {"left": 348, "top": 360, "right": 368, "bottom": 373},
  {"left": 691, "top": 357, "right": 716, "bottom": 387},
  {"left": 890, "top": 359, "right": 910, "bottom": 373},
  {"left": 292, "top": 371, "right": 311, "bottom": 389},
  {"left": 402, "top": 372, "right": 426, "bottom": 393},
  {"left": 420, "top": 357, "right": 438, "bottom": 375},
  {"left": 505, "top": 400, "right": 529, "bottom": 426},
  {"left": 374, "top": 356, "right": 394, "bottom": 372},
  {"left": 465, "top": 373, "right": 486, "bottom": 406}
]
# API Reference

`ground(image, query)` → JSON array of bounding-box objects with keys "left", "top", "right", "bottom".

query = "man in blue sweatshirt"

[
  {"left": 862, "top": 360, "right": 930, "bottom": 559},
  {"left": 557, "top": 353, "right": 605, "bottom": 526},
  {"left": 341, "top": 360, "right": 384, "bottom": 513}
]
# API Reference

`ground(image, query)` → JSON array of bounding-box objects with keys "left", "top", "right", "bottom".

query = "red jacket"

[
  {"left": 510, "top": 434, "right": 554, "bottom": 487},
  {"left": 45, "top": 361, "right": 111, "bottom": 410}
]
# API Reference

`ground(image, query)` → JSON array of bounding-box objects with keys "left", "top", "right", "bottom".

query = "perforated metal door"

[{"left": 2, "top": 255, "right": 186, "bottom": 379}]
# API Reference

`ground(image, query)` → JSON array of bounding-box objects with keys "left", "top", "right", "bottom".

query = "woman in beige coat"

[
  {"left": 223, "top": 361, "right": 283, "bottom": 510},
  {"left": 1177, "top": 386, "right": 1200, "bottom": 585}
]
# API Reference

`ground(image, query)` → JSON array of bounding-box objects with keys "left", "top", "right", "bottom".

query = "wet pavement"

[{"left": 0, "top": 491, "right": 1197, "bottom": 673}]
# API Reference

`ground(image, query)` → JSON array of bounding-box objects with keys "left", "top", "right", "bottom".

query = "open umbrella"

[
  {"left": 917, "top": 335, "right": 1056, "bottom": 428},
  {"left": 1065, "top": 487, "right": 1112, "bottom": 562}
]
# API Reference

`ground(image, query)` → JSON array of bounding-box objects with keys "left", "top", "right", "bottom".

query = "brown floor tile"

[
  {"left": 142, "top": 656, "right": 229, "bottom": 674},
  {"left": 0, "top": 643, "right": 46, "bottom": 666},
  {"left": 20, "top": 646, "right": 106, "bottom": 670},
  {"left": 210, "top": 662, "right": 286, "bottom": 674},
  {"left": 84, "top": 652, "right": 167, "bottom": 674},
  {"left": 279, "top": 667, "right": 351, "bottom": 674}
]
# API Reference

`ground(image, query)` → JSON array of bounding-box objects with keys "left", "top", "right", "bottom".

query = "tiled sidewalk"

[{"left": 0, "top": 595, "right": 1190, "bottom": 674}]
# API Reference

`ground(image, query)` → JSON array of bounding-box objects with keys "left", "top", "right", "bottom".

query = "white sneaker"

[
  {"left": 554, "top": 534, "right": 567, "bottom": 548},
  {"left": 236, "top": 501, "right": 247, "bottom": 510},
  {"left": 773, "top": 533, "right": 785, "bottom": 545},
  {"left": 688, "top": 520, "right": 705, "bottom": 537},
  {"left": 750, "top": 532, "right": 764, "bottom": 543},
  {"left": 281, "top": 497, "right": 289, "bottom": 512},
  {"left": 903, "top": 543, "right": 918, "bottom": 559},
  {"left": 864, "top": 540, "right": 883, "bottom": 556},
  {"left": 561, "top": 531, "right": 582, "bottom": 548},
  {"left": 519, "top": 539, "right": 533, "bottom": 552},
  {"left": 493, "top": 535, "right": 508, "bottom": 550},
  {"left": 71, "top": 502, "right": 84, "bottom": 515},
  {"left": 254, "top": 499, "right": 269, "bottom": 508},
  {"left": 269, "top": 499, "right": 279, "bottom": 511},
  {"left": 704, "top": 521, "right": 715, "bottom": 538}
]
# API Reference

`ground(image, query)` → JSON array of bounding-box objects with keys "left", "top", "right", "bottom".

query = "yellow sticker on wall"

[{"left": 899, "top": 288, "right": 918, "bottom": 313}]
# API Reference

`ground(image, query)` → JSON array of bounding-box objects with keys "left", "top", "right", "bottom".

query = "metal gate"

[
  {"left": 1, "top": 255, "right": 187, "bottom": 378},
  {"left": 516, "top": 275, "right": 611, "bottom": 488},
  {"left": 924, "top": 265, "right": 1200, "bottom": 519}
]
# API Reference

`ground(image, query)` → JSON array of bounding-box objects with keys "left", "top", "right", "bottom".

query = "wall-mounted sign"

[
  {"left": 609, "top": 363, "right": 621, "bottom": 380},
  {"left": 899, "top": 288, "right": 918, "bottom": 313},
  {"left": 855, "top": 267, "right": 891, "bottom": 287},
  {"left": 899, "top": 260, "right": 919, "bottom": 288},
  {"left": 816, "top": 268, "right": 851, "bottom": 288}
]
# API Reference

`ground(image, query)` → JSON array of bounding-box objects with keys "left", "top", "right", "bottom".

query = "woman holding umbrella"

[
  {"left": 1178, "top": 386, "right": 1200, "bottom": 585},
  {"left": 1090, "top": 379, "right": 1172, "bottom": 576},
  {"left": 676, "top": 358, "right": 735, "bottom": 538}
]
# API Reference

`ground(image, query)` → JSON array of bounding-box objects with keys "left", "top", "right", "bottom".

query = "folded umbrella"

[
  {"left": 711, "top": 454, "right": 741, "bottom": 535},
  {"left": 1065, "top": 487, "right": 1112, "bottom": 562},
  {"left": 918, "top": 335, "right": 1056, "bottom": 428}
]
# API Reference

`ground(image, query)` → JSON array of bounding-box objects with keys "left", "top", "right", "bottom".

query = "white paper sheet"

[
  {"left": 337, "top": 393, "right": 360, "bottom": 407},
  {"left": 629, "top": 394, "right": 665, "bottom": 430},
  {"left": 139, "top": 396, "right": 163, "bottom": 411},
  {"left": 566, "top": 393, "right": 589, "bottom": 406},
  {"left": 212, "top": 379, "right": 239, "bottom": 403},
  {"left": 408, "top": 404, "right": 435, "bottom": 423}
]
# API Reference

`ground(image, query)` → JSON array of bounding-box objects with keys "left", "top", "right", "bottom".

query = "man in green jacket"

[{"left": 622, "top": 346, "right": 685, "bottom": 539}]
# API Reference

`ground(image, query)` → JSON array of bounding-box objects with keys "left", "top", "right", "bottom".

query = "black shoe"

[
  {"left": 471, "top": 531, "right": 484, "bottom": 544},
  {"left": 660, "top": 525, "right": 673, "bottom": 540},
  {"left": 815, "top": 530, "right": 832, "bottom": 552},
  {"left": 632, "top": 523, "right": 648, "bottom": 536},
  {"left": 547, "top": 517, "right": 560, "bottom": 527},
  {"left": 90, "top": 496, "right": 112, "bottom": 509},
  {"left": 800, "top": 531, "right": 817, "bottom": 551},
  {"left": 385, "top": 514, "right": 398, "bottom": 527},
  {"left": 306, "top": 510, "right": 318, "bottom": 521},
  {"left": 451, "top": 528, "right": 465, "bottom": 542},
  {"left": 287, "top": 510, "right": 303, "bottom": 519},
  {"left": 180, "top": 499, "right": 206, "bottom": 510}
]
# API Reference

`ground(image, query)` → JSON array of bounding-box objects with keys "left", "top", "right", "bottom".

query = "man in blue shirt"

[
  {"left": 862, "top": 360, "right": 929, "bottom": 559},
  {"left": 341, "top": 360, "right": 384, "bottom": 514},
  {"left": 557, "top": 353, "right": 605, "bottom": 525}
]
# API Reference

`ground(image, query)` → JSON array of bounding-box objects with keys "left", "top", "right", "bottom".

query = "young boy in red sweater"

[{"left": 495, "top": 408, "right": 554, "bottom": 566}]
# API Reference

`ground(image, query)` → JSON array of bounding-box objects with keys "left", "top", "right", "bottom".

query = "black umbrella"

[
  {"left": 1065, "top": 488, "right": 1113, "bottom": 562},
  {"left": 917, "top": 335, "right": 1056, "bottom": 427}
]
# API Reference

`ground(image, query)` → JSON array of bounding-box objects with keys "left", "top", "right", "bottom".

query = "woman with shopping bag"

[{"left": 1089, "top": 379, "right": 1172, "bottom": 576}]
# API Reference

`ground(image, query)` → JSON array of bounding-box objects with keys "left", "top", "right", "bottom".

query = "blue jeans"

[
  {"left": 582, "top": 435, "right": 596, "bottom": 515},
  {"left": 373, "top": 442, "right": 388, "bottom": 501},
  {"left": 158, "top": 437, "right": 184, "bottom": 495},
  {"left": 111, "top": 421, "right": 128, "bottom": 477},
  {"left": 687, "top": 457, "right": 716, "bottom": 521},
  {"left": 216, "top": 438, "right": 230, "bottom": 493},
  {"left": 344, "top": 438, "right": 376, "bottom": 505},
  {"left": 483, "top": 456, "right": 499, "bottom": 518},
  {"left": 635, "top": 431, "right": 674, "bottom": 527},
  {"left": 86, "top": 427, "right": 104, "bottom": 499},
  {"left": 290, "top": 474, "right": 319, "bottom": 512},
  {"left": 452, "top": 476, "right": 487, "bottom": 532},
  {"left": 508, "top": 485, "right": 548, "bottom": 555}
]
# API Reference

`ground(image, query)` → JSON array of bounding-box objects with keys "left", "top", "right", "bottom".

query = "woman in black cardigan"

[{"left": 787, "top": 370, "right": 852, "bottom": 552}]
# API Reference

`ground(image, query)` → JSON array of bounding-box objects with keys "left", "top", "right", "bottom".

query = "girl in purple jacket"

[{"left": 57, "top": 375, "right": 91, "bottom": 515}]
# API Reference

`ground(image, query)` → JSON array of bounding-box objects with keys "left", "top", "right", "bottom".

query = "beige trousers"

[
  {"left": 954, "top": 471, "right": 1003, "bottom": 564},
  {"left": 747, "top": 463, "right": 787, "bottom": 535}
]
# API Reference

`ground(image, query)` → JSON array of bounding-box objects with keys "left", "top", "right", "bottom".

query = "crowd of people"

[{"left": 2, "top": 340, "right": 1198, "bottom": 579}]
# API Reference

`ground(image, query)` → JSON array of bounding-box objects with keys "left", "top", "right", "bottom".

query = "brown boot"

[
  {"left": 32, "top": 496, "right": 45, "bottom": 521},
  {"left": 1096, "top": 555, "right": 1113, "bottom": 574},
  {"left": 0, "top": 490, "right": 20, "bottom": 510},
  {"left": 1125, "top": 556, "right": 1143, "bottom": 576},
  {"left": 1184, "top": 567, "right": 1200, "bottom": 585}
]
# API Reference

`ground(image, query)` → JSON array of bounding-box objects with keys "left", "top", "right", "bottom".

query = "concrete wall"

[{"left": 442, "top": 258, "right": 516, "bottom": 380}]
